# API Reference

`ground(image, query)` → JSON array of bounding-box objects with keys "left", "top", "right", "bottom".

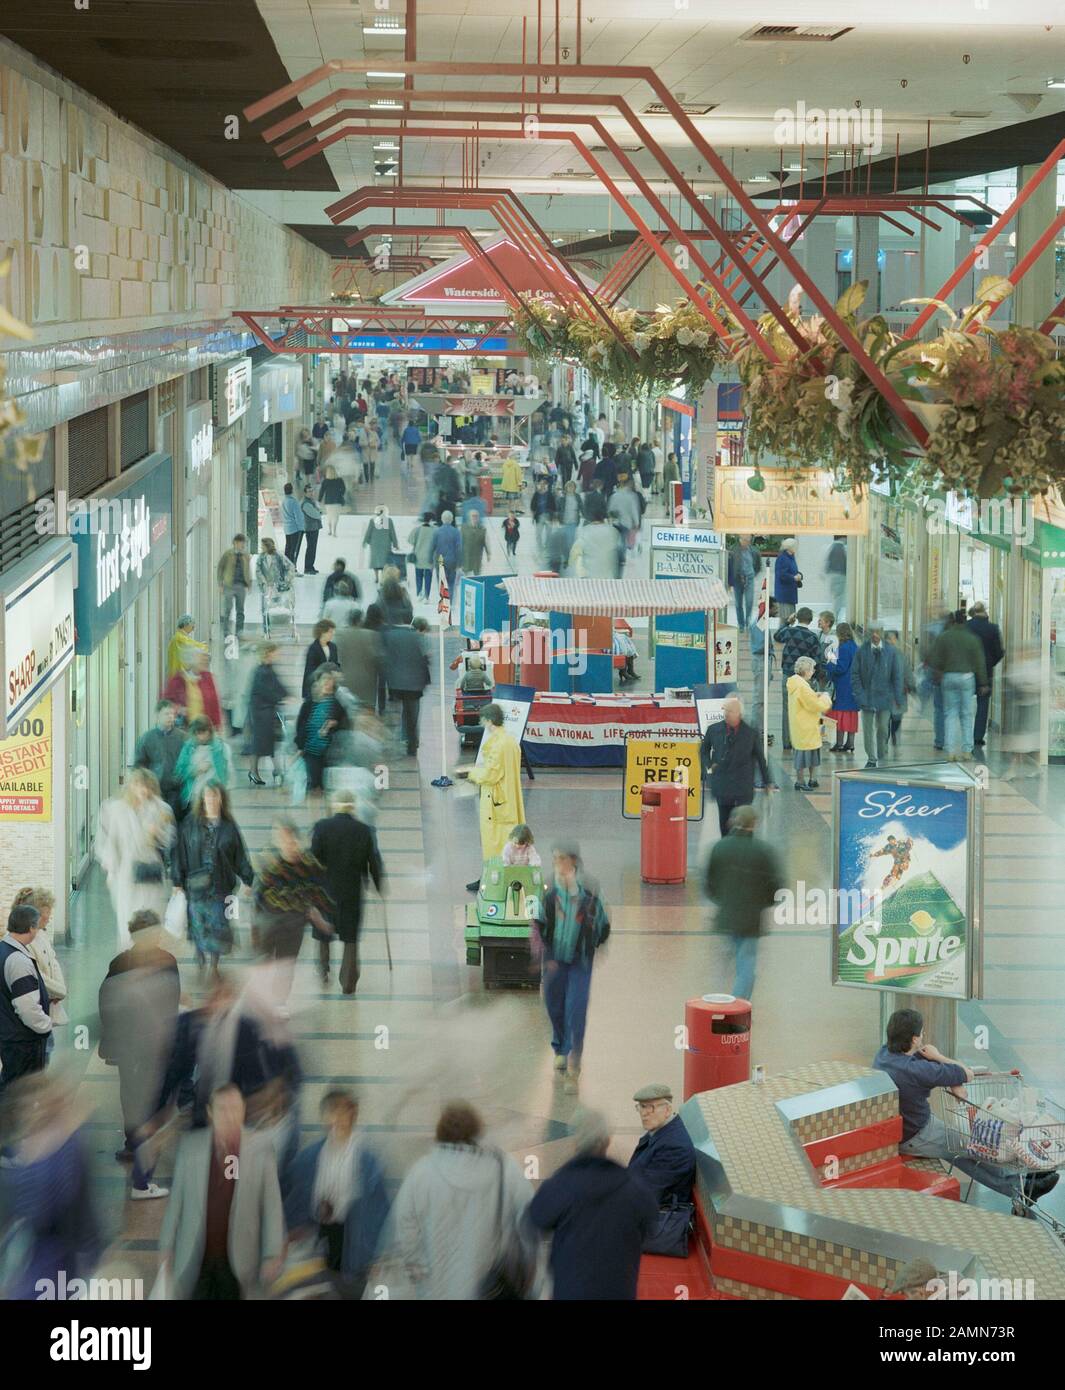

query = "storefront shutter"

[
  {"left": 67, "top": 406, "right": 110, "bottom": 497},
  {"left": 120, "top": 390, "right": 150, "bottom": 471}
]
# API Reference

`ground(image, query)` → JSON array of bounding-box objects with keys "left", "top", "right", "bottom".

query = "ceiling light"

[
  {"left": 586, "top": 228, "right": 597, "bottom": 233},
  {"left": 746, "top": 175, "right": 775, "bottom": 184},
  {"left": 363, "top": 21, "right": 406, "bottom": 35},
  {"left": 374, "top": 142, "right": 400, "bottom": 150},
  {"left": 1046, "top": 78, "right": 1065, "bottom": 88},
  {"left": 783, "top": 165, "right": 807, "bottom": 173},
  {"left": 367, "top": 71, "right": 404, "bottom": 79},
  {"left": 372, "top": 99, "right": 401, "bottom": 108}
]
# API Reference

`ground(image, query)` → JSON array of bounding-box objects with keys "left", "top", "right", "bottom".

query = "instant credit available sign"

[
  {"left": 715, "top": 468, "right": 869, "bottom": 535},
  {"left": 72, "top": 454, "right": 174, "bottom": 655},
  {"left": 0, "top": 693, "right": 52, "bottom": 821},
  {"left": 833, "top": 777, "right": 972, "bottom": 1000}
]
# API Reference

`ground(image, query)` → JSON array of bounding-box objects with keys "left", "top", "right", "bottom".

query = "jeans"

[
  {"left": 542, "top": 958, "right": 593, "bottom": 1065},
  {"left": 933, "top": 682, "right": 945, "bottom": 748},
  {"left": 415, "top": 566, "right": 432, "bottom": 599},
  {"left": 900, "top": 1115, "right": 1019, "bottom": 1199},
  {"left": 283, "top": 531, "right": 303, "bottom": 566},
  {"left": 730, "top": 936, "right": 758, "bottom": 1001},
  {"left": 751, "top": 654, "right": 770, "bottom": 736},
  {"left": 221, "top": 583, "right": 246, "bottom": 636},
  {"left": 941, "top": 671, "right": 976, "bottom": 757},
  {"left": 733, "top": 580, "right": 754, "bottom": 630},
  {"left": 974, "top": 683, "right": 992, "bottom": 745},
  {"left": 828, "top": 572, "right": 846, "bottom": 620},
  {"left": 861, "top": 707, "right": 891, "bottom": 763}
]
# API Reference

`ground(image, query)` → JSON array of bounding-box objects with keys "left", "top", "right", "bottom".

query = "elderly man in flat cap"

[{"left": 627, "top": 1083, "right": 696, "bottom": 1207}]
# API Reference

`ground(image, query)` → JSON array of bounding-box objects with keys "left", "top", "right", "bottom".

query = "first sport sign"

[{"left": 622, "top": 738, "right": 703, "bottom": 820}]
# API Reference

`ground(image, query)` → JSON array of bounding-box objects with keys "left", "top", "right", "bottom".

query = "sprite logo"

[{"left": 839, "top": 871, "right": 965, "bottom": 986}]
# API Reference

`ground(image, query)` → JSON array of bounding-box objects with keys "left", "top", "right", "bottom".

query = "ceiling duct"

[
  {"left": 643, "top": 102, "right": 717, "bottom": 116},
  {"left": 740, "top": 23, "right": 853, "bottom": 41}
]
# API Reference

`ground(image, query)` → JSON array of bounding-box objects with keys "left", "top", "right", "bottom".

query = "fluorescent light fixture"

[
  {"left": 372, "top": 99, "right": 401, "bottom": 108},
  {"left": 367, "top": 71, "right": 404, "bottom": 79},
  {"left": 746, "top": 175, "right": 775, "bottom": 183},
  {"left": 586, "top": 227, "right": 597, "bottom": 233},
  {"left": 374, "top": 142, "right": 400, "bottom": 150},
  {"left": 783, "top": 164, "right": 807, "bottom": 173},
  {"left": 363, "top": 25, "right": 407, "bottom": 35},
  {"left": 1048, "top": 78, "right": 1065, "bottom": 88}
]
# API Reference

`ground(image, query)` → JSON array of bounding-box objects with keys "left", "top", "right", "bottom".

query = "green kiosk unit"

[{"left": 464, "top": 857, "right": 544, "bottom": 988}]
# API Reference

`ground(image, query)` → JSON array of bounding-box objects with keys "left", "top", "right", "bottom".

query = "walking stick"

[{"left": 380, "top": 892, "right": 393, "bottom": 972}]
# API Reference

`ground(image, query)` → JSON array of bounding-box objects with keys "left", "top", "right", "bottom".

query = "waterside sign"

[{"left": 714, "top": 468, "right": 869, "bottom": 535}]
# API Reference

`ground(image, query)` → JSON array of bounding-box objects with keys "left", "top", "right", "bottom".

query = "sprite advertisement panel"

[{"left": 835, "top": 779, "right": 971, "bottom": 1000}]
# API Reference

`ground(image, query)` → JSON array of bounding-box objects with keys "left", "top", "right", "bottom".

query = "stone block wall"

[{"left": 0, "top": 39, "right": 329, "bottom": 345}]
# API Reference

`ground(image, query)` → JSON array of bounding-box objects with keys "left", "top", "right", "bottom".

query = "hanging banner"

[
  {"left": 0, "top": 693, "right": 52, "bottom": 821},
  {"left": 832, "top": 769, "right": 981, "bottom": 1001},
  {"left": 715, "top": 468, "right": 869, "bottom": 535},
  {"left": 475, "top": 683, "right": 536, "bottom": 766},
  {"left": 622, "top": 736, "right": 703, "bottom": 820}
]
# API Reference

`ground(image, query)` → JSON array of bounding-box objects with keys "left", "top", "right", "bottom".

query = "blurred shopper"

[
  {"left": 532, "top": 845, "right": 611, "bottom": 1095},
  {"left": 569, "top": 494, "right": 620, "bottom": 579},
  {"left": 285, "top": 1089, "right": 390, "bottom": 1297},
  {"left": 159, "top": 1084, "right": 285, "bottom": 1300},
  {"left": 164, "top": 646, "right": 222, "bottom": 730},
  {"left": 98, "top": 908, "right": 179, "bottom": 1198},
  {"left": 555, "top": 432, "right": 577, "bottom": 488},
  {"left": 301, "top": 484, "right": 324, "bottom": 576},
  {"left": 390, "top": 1100, "right": 536, "bottom": 1301},
  {"left": 362, "top": 419, "right": 379, "bottom": 482},
  {"left": 382, "top": 619, "right": 431, "bottom": 758},
  {"left": 527, "top": 1107, "right": 657, "bottom": 1301},
  {"left": 661, "top": 451, "right": 679, "bottom": 511},
  {"left": 7, "top": 888, "right": 66, "bottom": 1045},
  {"left": 322, "top": 558, "right": 358, "bottom": 607},
  {"left": 253, "top": 818, "right": 334, "bottom": 1011},
  {"left": 218, "top": 533, "right": 252, "bottom": 638},
  {"left": 772, "top": 607, "right": 821, "bottom": 751},
  {"left": 456, "top": 703, "right": 525, "bottom": 891},
  {"left": 296, "top": 426, "right": 318, "bottom": 480},
  {"left": 335, "top": 609, "right": 381, "bottom": 710},
  {"left": 920, "top": 608, "right": 951, "bottom": 750},
  {"left": 608, "top": 478, "right": 642, "bottom": 568},
  {"left": 1001, "top": 645, "right": 1042, "bottom": 780},
  {"left": 281, "top": 482, "right": 305, "bottom": 567},
  {"left": 256, "top": 537, "right": 297, "bottom": 635},
  {"left": 0, "top": 904, "right": 53, "bottom": 1089},
  {"left": 825, "top": 536, "right": 848, "bottom": 618},
  {"left": 930, "top": 611, "right": 988, "bottom": 761},
  {"left": 851, "top": 625, "right": 904, "bottom": 769},
  {"left": 174, "top": 716, "right": 233, "bottom": 812},
  {"left": 135, "top": 698, "right": 187, "bottom": 819},
  {"left": 378, "top": 568, "right": 414, "bottom": 627},
  {"left": 296, "top": 667, "right": 350, "bottom": 796},
  {"left": 409, "top": 514, "right": 437, "bottom": 600},
  {"left": 748, "top": 595, "right": 776, "bottom": 740},
  {"left": 174, "top": 782, "right": 254, "bottom": 975},
  {"left": 727, "top": 537, "right": 762, "bottom": 631},
  {"left": 885, "top": 629, "right": 918, "bottom": 747},
  {"left": 966, "top": 601, "right": 1004, "bottom": 748},
  {"left": 433, "top": 456, "right": 462, "bottom": 519},
  {"left": 544, "top": 513, "right": 570, "bottom": 575},
  {"left": 628, "top": 1083, "right": 696, "bottom": 1206},
  {"left": 319, "top": 465, "right": 346, "bottom": 537},
  {"left": 310, "top": 791, "right": 385, "bottom": 992},
  {"left": 703, "top": 804, "right": 784, "bottom": 1000},
  {"left": 0, "top": 1072, "right": 102, "bottom": 1299},
  {"left": 461, "top": 510, "right": 491, "bottom": 575},
  {"left": 363, "top": 506, "right": 398, "bottom": 583},
  {"left": 96, "top": 769, "right": 175, "bottom": 950},
  {"left": 531, "top": 478, "right": 558, "bottom": 561},
  {"left": 773, "top": 538, "right": 801, "bottom": 620},
  {"left": 701, "top": 695, "right": 775, "bottom": 839},
  {"left": 826, "top": 622, "right": 859, "bottom": 754},
  {"left": 432, "top": 509, "right": 462, "bottom": 597},
  {"left": 787, "top": 655, "right": 832, "bottom": 790},
  {"left": 302, "top": 619, "right": 338, "bottom": 700},
  {"left": 246, "top": 642, "right": 288, "bottom": 786},
  {"left": 166, "top": 613, "right": 208, "bottom": 679},
  {"left": 322, "top": 576, "right": 359, "bottom": 632},
  {"left": 503, "top": 509, "right": 521, "bottom": 561}
]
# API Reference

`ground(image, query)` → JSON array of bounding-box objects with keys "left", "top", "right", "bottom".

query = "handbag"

[
  {"left": 642, "top": 1194, "right": 694, "bottom": 1258},
  {"left": 133, "top": 859, "right": 164, "bottom": 885},
  {"left": 477, "top": 1149, "right": 534, "bottom": 1300}
]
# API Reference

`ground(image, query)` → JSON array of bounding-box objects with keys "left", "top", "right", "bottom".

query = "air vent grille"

[
  {"left": 643, "top": 102, "right": 717, "bottom": 116},
  {"left": 741, "top": 24, "right": 853, "bottom": 41}
]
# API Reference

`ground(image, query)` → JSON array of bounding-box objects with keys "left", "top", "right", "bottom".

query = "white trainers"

[
  {"left": 553, "top": 1054, "right": 567, "bottom": 1073},
  {"left": 131, "top": 1182, "right": 169, "bottom": 1200}
]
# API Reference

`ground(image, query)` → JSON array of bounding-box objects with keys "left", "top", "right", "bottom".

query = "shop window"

[
  {"left": 157, "top": 378, "right": 179, "bottom": 417},
  {"left": 67, "top": 406, "right": 111, "bottom": 497},
  {"left": 186, "top": 367, "right": 208, "bottom": 403},
  {"left": 120, "top": 390, "right": 151, "bottom": 470}
]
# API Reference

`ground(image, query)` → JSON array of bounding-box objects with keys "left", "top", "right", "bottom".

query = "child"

[
  {"left": 502, "top": 824, "right": 542, "bottom": 867},
  {"left": 503, "top": 511, "right": 521, "bottom": 560}
]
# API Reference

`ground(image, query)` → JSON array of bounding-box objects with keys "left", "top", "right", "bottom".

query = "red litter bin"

[
  {"left": 478, "top": 473, "right": 494, "bottom": 515},
  {"left": 640, "top": 783, "right": 687, "bottom": 884},
  {"left": 682, "top": 994, "right": 751, "bottom": 1100}
]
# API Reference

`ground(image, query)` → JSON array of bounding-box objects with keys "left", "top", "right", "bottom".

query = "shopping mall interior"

[{"left": 1, "top": 0, "right": 1065, "bottom": 1333}]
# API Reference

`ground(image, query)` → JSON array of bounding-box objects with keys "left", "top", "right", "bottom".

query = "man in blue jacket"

[
  {"left": 850, "top": 624, "right": 903, "bottom": 769},
  {"left": 627, "top": 1082, "right": 696, "bottom": 1206},
  {"left": 431, "top": 508, "right": 462, "bottom": 600},
  {"left": 773, "top": 538, "right": 801, "bottom": 619},
  {"left": 284, "top": 1089, "right": 390, "bottom": 1298},
  {"left": 528, "top": 1108, "right": 657, "bottom": 1300},
  {"left": 281, "top": 482, "right": 305, "bottom": 567}
]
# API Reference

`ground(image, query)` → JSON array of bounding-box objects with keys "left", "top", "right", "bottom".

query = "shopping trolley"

[
  {"left": 941, "top": 1069, "right": 1065, "bottom": 1230},
  {"left": 263, "top": 587, "right": 298, "bottom": 643}
]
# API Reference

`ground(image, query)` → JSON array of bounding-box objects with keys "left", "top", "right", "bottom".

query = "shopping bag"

[
  {"left": 642, "top": 1196, "right": 694, "bottom": 1257},
  {"left": 163, "top": 891, "right": 187, "bottom": 940},
  {"left": 288, "top": 753, "right": 308, "bottom": 806}
]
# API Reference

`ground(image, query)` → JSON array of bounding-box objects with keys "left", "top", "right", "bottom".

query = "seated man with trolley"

[{"left": 874, "top": 1008, "right": 1059, "bottom": 1217}]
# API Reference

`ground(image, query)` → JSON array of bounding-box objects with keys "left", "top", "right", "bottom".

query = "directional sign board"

[{"left": 622, "top": 737, "right": 703, "bottom": 820}]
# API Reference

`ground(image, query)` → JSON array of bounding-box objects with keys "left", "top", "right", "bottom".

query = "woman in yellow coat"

[
  {"left": 787, "top": 655, "right": 832, "bottom": 792},
  {"left": 500, "top": 454, "right": 524, "bottom": 505},
  {"left": 457, "top": 703, "right": 525, "bottom": 890}
]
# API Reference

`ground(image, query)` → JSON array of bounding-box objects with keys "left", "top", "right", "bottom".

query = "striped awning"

[{"left": 498, "top": 576, "right": 728, "bottom": 616}]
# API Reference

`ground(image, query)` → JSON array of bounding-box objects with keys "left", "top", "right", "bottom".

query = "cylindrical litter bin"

[
  {"left": 478, "top": 473, "right": 494, "bottom": 515},
  {"left": 640, "top": 783, "right": 687, "bottom": 884},
  {"left": 682, "top": 994, "right": 751, "bottom": 1100}
]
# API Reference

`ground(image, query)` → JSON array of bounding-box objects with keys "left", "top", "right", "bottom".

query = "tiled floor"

[{"left": 50, "top": 437, "right": 1065, "bottom": 1276}]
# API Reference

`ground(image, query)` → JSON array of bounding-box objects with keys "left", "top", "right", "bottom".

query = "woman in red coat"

[{"left": 163, "top": 648, "right": 222, "bottom": 730}]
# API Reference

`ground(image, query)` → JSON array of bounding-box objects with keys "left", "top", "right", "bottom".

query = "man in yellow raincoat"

[{"left": 457, "top": 703, "right": 525, "bottom": 891}]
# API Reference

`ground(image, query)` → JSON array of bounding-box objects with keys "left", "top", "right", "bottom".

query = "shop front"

[
  {"left": 184, "top": 397, "right": 215, "bottom": 639},
  {"left": 67, "top": 452, "right": 175, "bottom": 887},
  {"left": 1024, "top": 519, "right": 1065, "bottom": 763},
  {"left": 0, "top": 539, "right": 76, "bottom": 926},
  {"left": 248, "top": 355, "right": 306, "bottom": 484}
]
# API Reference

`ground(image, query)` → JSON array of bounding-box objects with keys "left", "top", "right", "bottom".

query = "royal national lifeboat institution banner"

[{"left": 521, "top": 695, "right": 698, "bottom": 768}]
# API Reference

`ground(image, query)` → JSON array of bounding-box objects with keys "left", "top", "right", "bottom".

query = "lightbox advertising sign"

[
  {"left": 832, "top": 771, "right": 979, "bottom": 1001},
  {"left": 72, "top": 454, "right": 174, "bottom": 655}
]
